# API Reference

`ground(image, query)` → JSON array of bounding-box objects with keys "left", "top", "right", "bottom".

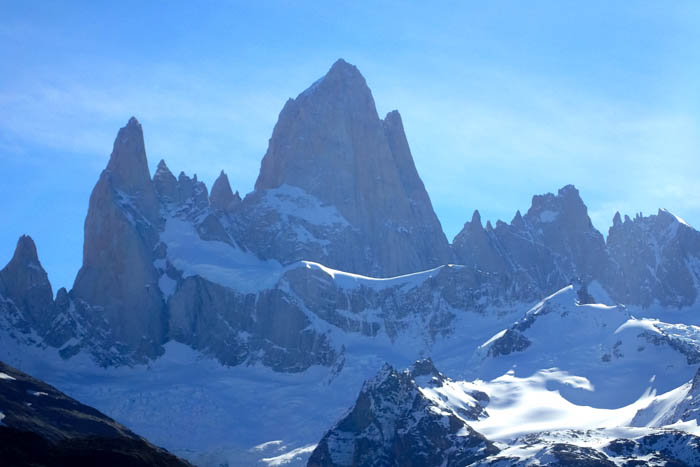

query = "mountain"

[
  {"left": 308, "top": 360, "right": 499, "bottom": 467},
  {"left": 453, "top": 185, "right": 700, "bottom": 309},
  {"left": 0, "top": 235, "right": 81, "bottom": 351},
  {"left": 310, "top": 360, "right": 700, "bottom": 467},
  {"left": 72, "top": 117, "right": 167, "bottom": 361},
  {"left": 1, "top": 58, "right": 700, "bottom": 466},
  {"left": 471, "top": 283, "right": 700, "bottom": 407},
  {"left": 209, "top": 170, "right": 241, "bottom": 212},
  {"left": 0, "top": 360, "right": 190, "bottom": 467},
  {"left": 453, "top": 185, "right": 608, "bottom": 297},
  {"left": 241, "top": 59, "right": 453, "bottom": 276},
  {"left": 0, "top": 235, "right": 55, "bottom": 338},
  {"left": 606, "top": 208, "right": 700, "bottom": 307}
]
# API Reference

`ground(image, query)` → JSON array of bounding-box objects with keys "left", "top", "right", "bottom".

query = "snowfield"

[{"left": 2, "top": 277, "right": 700, "bottom": 466}]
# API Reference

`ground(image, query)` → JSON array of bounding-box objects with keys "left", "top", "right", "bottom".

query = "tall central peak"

[
  {"left": 254, "top": 58, "right": 382, "bottom": 199},
  {"left": 321, "top": 58, "right": 368, "bottom": 89},
  {"left": 298, "top": 58, "right": 376, "bottom": 115},
  {"left": 106, "top": 117, "right": 151, "bottom": 195},
  {"left": 251, "top": 59, "right": 452, "bottom": 275}
]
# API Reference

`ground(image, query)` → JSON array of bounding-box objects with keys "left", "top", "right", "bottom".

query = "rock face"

[
  {"left": 0, "top": 360, "right": 190, "bottom": 466},
  {"left": 249, "top": 59, "right": 452, "bottom": 276},
  {"left": 71, "top": 117, "right": 167, "bottom": 361},
  {"left": 606, "top": 208, "right": 700, "bottom": 307},
  {"left": 167, "top": 275, "right": 337, "bottom": 371},
  {"left": 307, "top": 360, "right": 499, "bottom": 467},
  {"left": 0, "top": 236, "right": 55, "bottom": 337},
  {"left": 454, "top": 188, "right": 700, "bottom": 308},
  {"left": 452, "top": 210, "right": 512, "bottom": 275},
  {"left": 209, "top": 170, "right": 240, "bottom": 211},
  {"left": 453, "top": 185, "right": 608, "bottom": 297}
]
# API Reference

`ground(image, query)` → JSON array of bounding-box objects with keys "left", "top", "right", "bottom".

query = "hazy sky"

[{"left": 1, "top": 1, "right": 699, "bottom": 290}]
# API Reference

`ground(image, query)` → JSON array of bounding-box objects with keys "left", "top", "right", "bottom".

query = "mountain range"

[{"left": 1, "top": 59, "right": 699, "bottom": 466}]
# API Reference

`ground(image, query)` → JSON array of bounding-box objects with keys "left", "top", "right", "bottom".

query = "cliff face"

[
  {"left": 0, "top": 235, "right": 60, "bottom": 344},
  {"left": 250, "top": 59, "right": 452, "bottom": 276},
  {"left": 453, "top": 185, "right": 609, "bottom": 297},
  {"left": 71, "top": 117, "right": 167, "bottom": 360},
  {"left": 606, "top": 209, "right": 700, "bottom": 307},
  {"left": 0, "top": 236, "right": 55, "bottom": 334}
]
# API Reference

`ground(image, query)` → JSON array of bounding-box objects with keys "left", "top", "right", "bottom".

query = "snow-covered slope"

[
  {"left": 310, "top": 359, "right": 700, "bottom": 466},
  {"left": 471, "top": 284, "right": 700, "bottom": 408}
]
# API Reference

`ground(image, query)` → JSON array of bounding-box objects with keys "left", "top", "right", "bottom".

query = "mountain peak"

[
  {"left": 613, "top": 211, "right": 622, "bottom": 226},
  {"left": 527, "top": 184, "right": 588, "bottom": 225},
  {"left": 105, "top": 117, "right": 153, "bottom": 198},
  {"left": 557, "top": 184, "right": 580, "bottom": 198},
  {"left": 295, "top": 58, "right": 373, "bottom": 109},
  {"left": 658, "top": 208, "right": 691, "bottom": 228},
  {"left": 153, "top": 159, "right": 177, "bottom": 203},
  {"left": 384, "top": 109, "right": 402, "bottom": 125},
  {"left": 11, "top": 234, "right": 40, "bottom": 265},
  {"left": 155, "top": 159, "right": 170, "bottom": 174},
  {"left": 0, "top": 235, "right": 53, "bottom": 323},
  {"left": 410, "top": 358, "right": 444, "bottom": 383},
  {"left": 512, "top": 210, "right": 524, "bottom": 226},
  {"left": 328, "top": 58, "right": 362, "bottom": 78},
  {"left": 251, "top": 59, "right": 451, "bottom": 275},
  {"left": 210, "top": 170, "right": 238, "bottom": 211},
  {"left": 471, "top": 210, "right": 482, "bottom": 227}
]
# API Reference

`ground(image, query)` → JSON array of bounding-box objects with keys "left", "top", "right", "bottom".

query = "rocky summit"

[
  {"left": 1, "top": 59, "right": 700, "bottom": 467},
  {"left": 71, "top": 117, "right": 167, "bottom": 361},
  {"left": 307, "top": 360, "right": 499, "bottom": 467},
  {"left": 453, "top": 184, "right": 609, "bottom": 297},
  {"left": 249, "top": 59, "right": 452, "bottom": 276}
]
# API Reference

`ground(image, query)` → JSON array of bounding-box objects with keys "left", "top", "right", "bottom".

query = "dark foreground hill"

[{"left": 0, "top": 360, "right": 190, "bottom": 467}]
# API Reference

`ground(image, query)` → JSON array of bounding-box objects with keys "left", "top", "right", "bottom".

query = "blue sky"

[{"left": 1, "top": 1, "right": 699, "bottom": 290}]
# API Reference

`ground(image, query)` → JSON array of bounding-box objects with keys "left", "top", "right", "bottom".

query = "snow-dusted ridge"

[
  {"left": 309, "top": 358, "right": 700, "bottom": 466},
  {"left": 160, "top": 213, "right": 461, "bottom": 294},
  {"left": 300, "top": 261, "right": 458, "bottom": 291}
]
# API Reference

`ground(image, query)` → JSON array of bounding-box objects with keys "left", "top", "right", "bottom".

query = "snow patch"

[
  {"left": 158, "top": 274, "right": 177, "bottom": 299},
  {"left": 615, "top": 318, "right": 663, "bottom": 335},
  {"left": 539, "top": 209, "right": 559, "bottom": 223},
  {"left": 0, "top": 372, "right": 16, "bottom": 380},
  {"left": 660, "top": 208, "right": 691, "bottom": 227},
  {"left": 161, "top": 217, "right": 286, "bottom": 294},
  {"left": 301, "top": 261, "right": 451, "bottom": 291},
  {"left": 261, "top": 185, "right": 349, "bottom": 227},
  {"left": 253, "top": 440, "right": 284, "bottom": 451},
  {"left": 261, "top": 444, "right": 317, "bottom": 466},
  {"left": 480, "top": 329, "right": 507, "bottom": 349},
  {"left": 468, "top": 368, "right": 648, "bottom": 441}
]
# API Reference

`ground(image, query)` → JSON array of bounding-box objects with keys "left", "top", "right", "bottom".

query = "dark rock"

[
  {"left": 307, "top": 363, "right": 498, "bottom": 467},
  {"left": 0, "top": 360, "right": 190, "bottom": 466}
]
